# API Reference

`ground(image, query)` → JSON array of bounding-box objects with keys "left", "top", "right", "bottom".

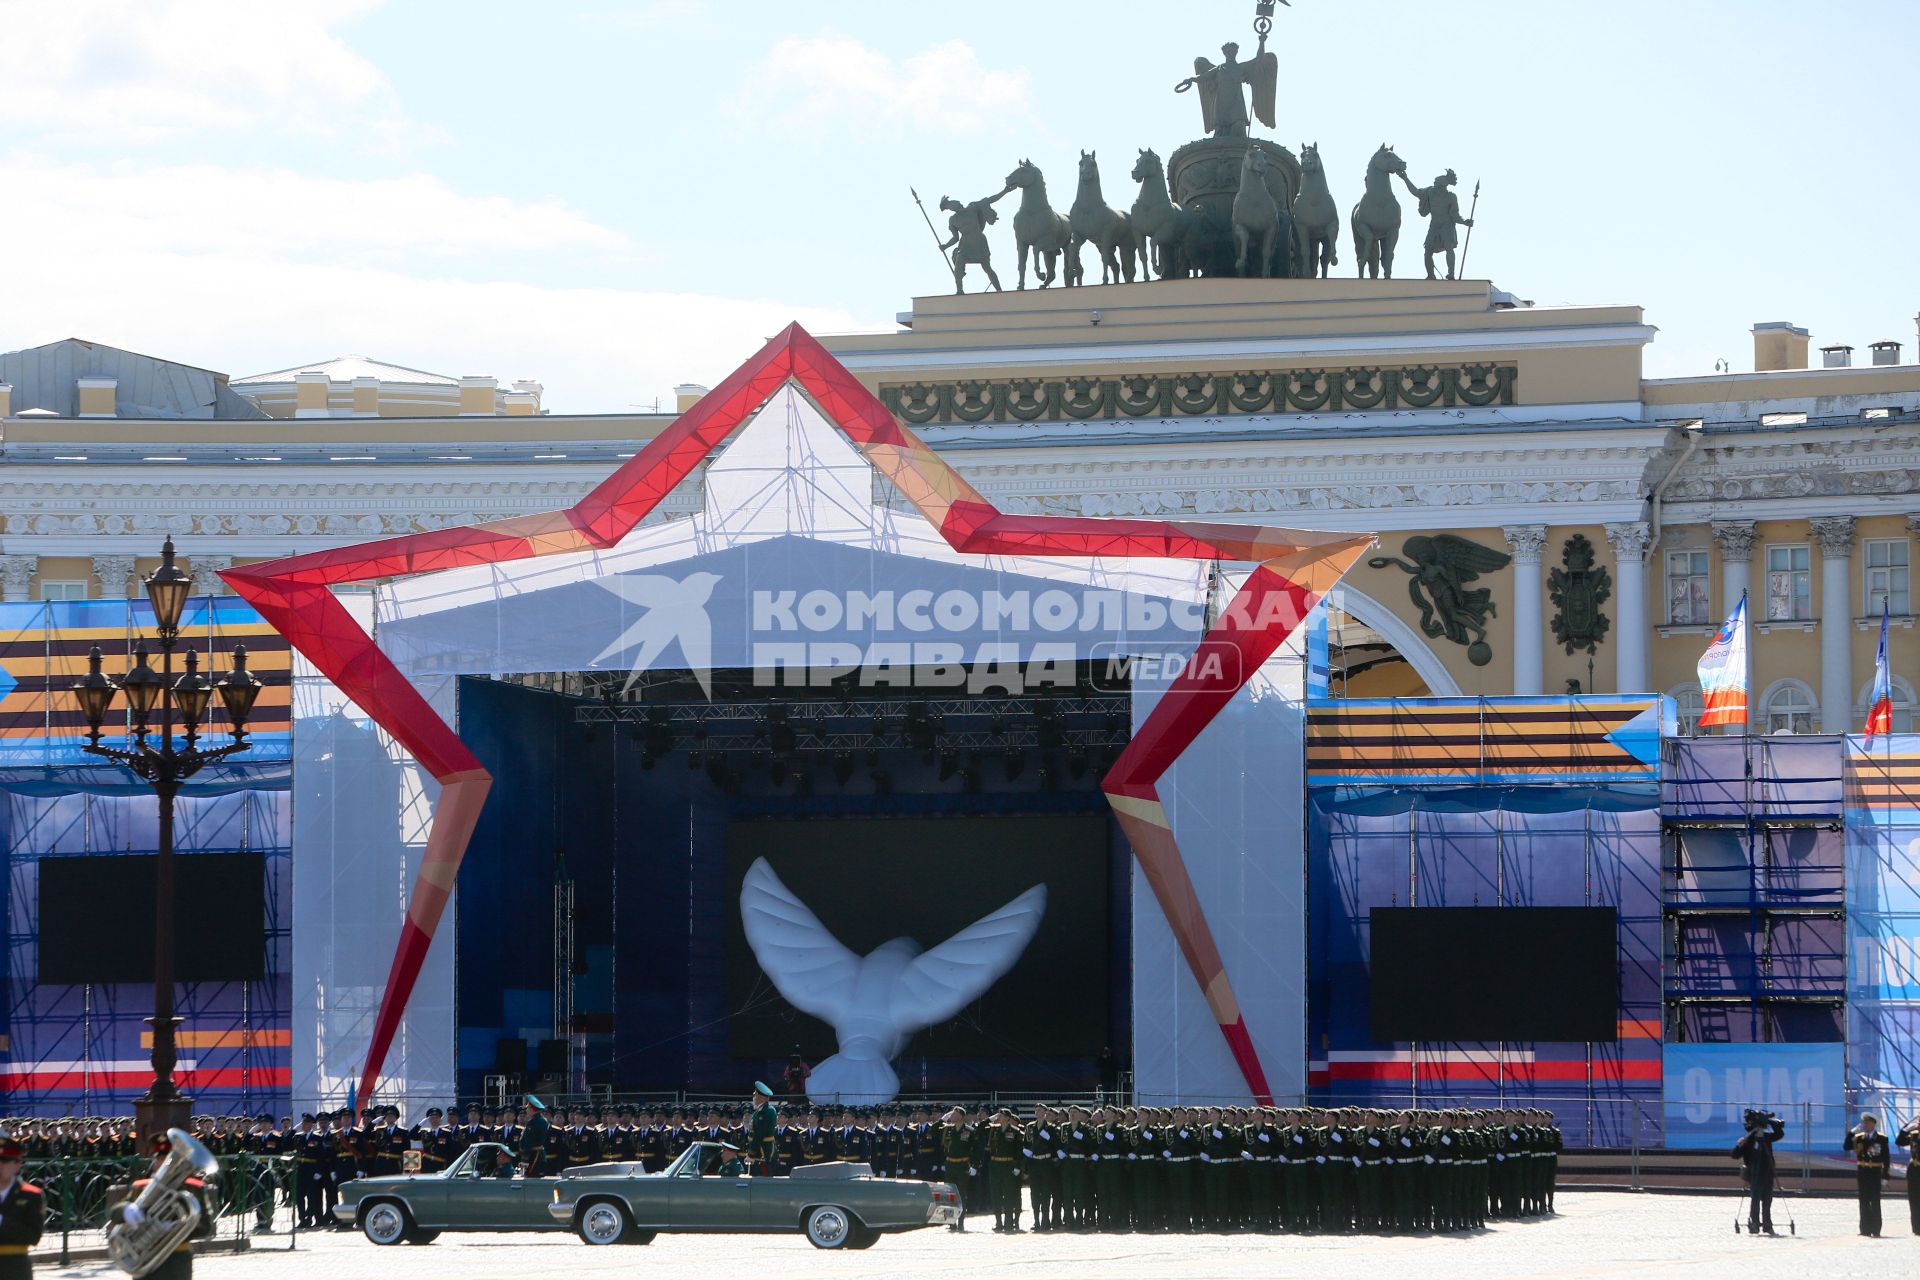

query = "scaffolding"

[{"left": 1661, "top": 737, "right": 1847, "bottom": 1046}]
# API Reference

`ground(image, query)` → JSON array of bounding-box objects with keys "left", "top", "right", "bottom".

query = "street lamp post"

[{"left": 70, "top": 538, "right": 262, "bottom": 1147}]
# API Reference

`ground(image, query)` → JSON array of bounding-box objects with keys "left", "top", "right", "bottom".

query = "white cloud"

[
  {"left": 4, "top": 158, "right": 631, "bottom": 262},
  {"left": 746, "top": 34, "right": 1033, "bottom": 138},
  {"left": 1, "top": 160, "right": 872, "bottom": 412},
  {"left": 0, "top": 0, "right": 413, "bottom": 142}
]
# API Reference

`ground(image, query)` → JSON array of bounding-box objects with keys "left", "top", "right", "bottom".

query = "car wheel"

[
  {"left": 360, "top": 1201, "right": 413, "bottom": 1246},
  {"left": 576, "top": 1199, "right": 632, "bottom": 1246},
  {"left": 847, "top": 1226, "right": 880, "bottom": 1250},
  {"left": 804, "top": 1205, "right": 856, "bottom": 1250}
]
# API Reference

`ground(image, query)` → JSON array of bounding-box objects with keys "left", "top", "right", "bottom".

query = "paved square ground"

[{"left": 40, "top": 1191, "right": 1919, "bottom": 1279}]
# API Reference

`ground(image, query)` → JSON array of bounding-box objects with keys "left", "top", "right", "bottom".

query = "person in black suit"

[
  {"left": 1731, "top": 1109, "right": 1784, "bottom": 1235},
  {"left": 1844, "top": 1114, "right": 1893, "bottom": 1237}
]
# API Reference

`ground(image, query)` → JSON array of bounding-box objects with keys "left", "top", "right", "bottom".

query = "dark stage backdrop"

[
  {"left": 1369, "top": 906, "right": 1619, "bottom": 1043},
  {"left": 38, "top": 852, "right": 266, "bottom": 984},
  {"left": 725, "top": 814, "right": 1109, "bottom": 1060}
]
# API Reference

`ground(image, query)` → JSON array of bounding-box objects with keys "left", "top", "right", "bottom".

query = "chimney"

[
  {"left": 1820, "top": 344, "right": 1853, "bottom": 369},
  {"left": 76, "top": 377, "right": 117, "bottom": 418},
  {"left": 502, "top": 391, "right": 538, "bottom": 416},
  {"left": 674, "top": 383, "right": 709, "bottom": 412},
  {"left": 1870, "top": 340, "right": 1903, "bottom": 367},
  {"left": 1752, "top": 322, "right": 1810, "bottom": 371},
  {"left": 350, "top": 375, "right": 380, "bottom": 416},
  {"left": 458, "top": 375, "right": 497, "bottom": 416},
  {"left": 294, "top": 370, "right": 332, "bottom": 417},
  {"left": 0, "top": 384, "right": 11, "bottom": 417}
]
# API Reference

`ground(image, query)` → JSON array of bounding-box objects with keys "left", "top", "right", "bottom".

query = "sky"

[{"left": 5, "top": 0, "right": 1917, "bottom": 413}]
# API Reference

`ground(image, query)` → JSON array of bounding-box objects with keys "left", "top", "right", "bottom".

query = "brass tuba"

[{"left": 106, "top": 1127, "right": 221, "bottom": 1279}]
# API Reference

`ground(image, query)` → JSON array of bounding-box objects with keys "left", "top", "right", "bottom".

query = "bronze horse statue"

[
  {"left": 1350, "top": 143, "right": 1406, "bottom": 279},
  {"left": 1070, "top": 151, "right": 1136, "bottom": 285},
  {"left": 1294, "top": 142, "right": 1340, "bottom": 279},
  {"left": 1004, "top": 159, "right": 1079, "bottom": 289},
  {"left": 1232, "top": 145, "right": 1285, "bottom": 277},
  {"left": 1129, "top": 148, "right": 1195, "bottom": 279}
]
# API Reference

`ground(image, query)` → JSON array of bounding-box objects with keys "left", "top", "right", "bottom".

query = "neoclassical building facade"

[{"left": 3, "top": 286, "right": 1917, "bottom": 732}]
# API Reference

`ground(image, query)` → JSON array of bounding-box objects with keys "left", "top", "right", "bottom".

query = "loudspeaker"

[
  {"left": 535, "top": 1038, "right": 567, "bottom": 1078},
  {"left": 494, "top": 1037, "right": 528, "bottom": 1077}
]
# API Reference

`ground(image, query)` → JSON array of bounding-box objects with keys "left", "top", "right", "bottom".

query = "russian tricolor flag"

[
  {"left": 1698, "top": 591, "right": 1748, "bottom": 728},
  {"left": 1866, "top": 601, "right": 1894, "bottom": 738}
]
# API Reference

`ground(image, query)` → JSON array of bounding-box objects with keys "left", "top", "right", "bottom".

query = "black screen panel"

[
  {"left": 726, "top": 813, "right": 1108, "bottom": 1058},
  {"left": 1369, "top": 906, "right": 1618, "bottom": 1042},
  {"left": 38, "top": 853, "right": 265, "bottom": 985}
]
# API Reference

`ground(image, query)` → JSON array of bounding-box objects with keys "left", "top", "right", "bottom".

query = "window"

[
  {"left": 1762, "top": 681, "right": 1817, "bottom": 735},
  {"left": 1865, "top": 538, "right": 1910, "bottom": 616},
  {"left": 1765, "top": 544, "right": 1811, "bottom": 621},
  {"left": 37, "top": 580, "right": 88, "bottom": 601},
  {"left": 1669, "top": 684, "right": 1706, "bottom": 735},
  {"left": 1665, "top": 550, "right": 1711, "bottom": 624}
]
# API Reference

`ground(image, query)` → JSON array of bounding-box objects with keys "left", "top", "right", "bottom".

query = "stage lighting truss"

[{"left": 574, "top": 692, "right": 1132, "bottom": 758}]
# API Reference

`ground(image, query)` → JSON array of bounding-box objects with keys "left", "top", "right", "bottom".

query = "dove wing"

[
  {"left": 890, "top": 884, "right": 1047, "bottom": 1029},
  {"left": 739, "top": 857, "right": 860, "bottom": 1025}
]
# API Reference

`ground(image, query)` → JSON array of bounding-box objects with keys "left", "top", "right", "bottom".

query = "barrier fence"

[{"left": 21, "top": 1153, "right": 298, "bottom": 1265}]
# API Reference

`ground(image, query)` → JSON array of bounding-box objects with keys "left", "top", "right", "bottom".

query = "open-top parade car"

[
  {"left": 547, "top": 1141, "right": 960, "bottom": 1248},
  {"left": 335, "top": 1140, "right": 960, "bottom": 1249}
]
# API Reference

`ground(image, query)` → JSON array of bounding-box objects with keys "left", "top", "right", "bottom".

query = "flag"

[
  {"left": 1866, "top": 600, "right": 1894, "bottom": 738},
  {"left": 1698, "top": 592, "right": 1748, "bottom": 728}
]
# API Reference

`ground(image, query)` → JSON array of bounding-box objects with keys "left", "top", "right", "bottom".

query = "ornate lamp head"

[
  {"left": 119, "top": 639, "right": 166, "bottom": 726},
  {"left": 144, "top": 538, "right": 193, "bottom": 636},
  {"left": 215, "top": 644, "right": 263, "bottom": 737},
  {"left": 72, "top": 645, "right": 120, "bottom": 741},
  {"left": 171, "top": 648, "right": 213, "bottom": 730}
]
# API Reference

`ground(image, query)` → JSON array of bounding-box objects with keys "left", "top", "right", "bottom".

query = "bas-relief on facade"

[{"left": 2, "top": 280, "right": 1918, "bottom": 731}]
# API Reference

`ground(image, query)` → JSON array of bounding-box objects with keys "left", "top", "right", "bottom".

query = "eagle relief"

[
  {"left": 1367, "top": 534, "right": 1512, "bottom": 666},
  {"left": 1549, "top": 533, "right": 1613, "bottom": 654}
]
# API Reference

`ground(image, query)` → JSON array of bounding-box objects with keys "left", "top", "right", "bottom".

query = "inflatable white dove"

[{"left": 739, "top": 856, "right": 1047, "bottom": 1105}]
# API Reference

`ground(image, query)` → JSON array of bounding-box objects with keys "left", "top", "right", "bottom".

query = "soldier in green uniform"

[
  {"left": 1244, "top": 1107, "right": 1279, "bottom": 1230},
  {"left": 1131, "top": 1107, "right": 1162, "bottom": 1232},
  {"left": 1199, "top": 1107, "right": 1240, "bottom": 1230},
  {"left": 985, "top": 1110, "right": 1025, "bottom": 1232},
  {"left": 516, "top": 1097, "right": 552, "bottom": 1176},
  {"left": 938, "top": 1106, "right": 975, "bottom": 1231},
  {"left": 1165, "top": 1108, "right": 1201, "bottom": 1231},
  {"left": 1092, "top": 1106, "right": 1129, "bottom": 1230},
  {"left": 1021, "top": 1106, "right": 1055, "bottom": 1231},
  {"left": 746, "top": 1082, "right": 778, "bottom": 1175}
]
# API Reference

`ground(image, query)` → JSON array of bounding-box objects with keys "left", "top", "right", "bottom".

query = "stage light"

[
  {"left": 686, "top": 750, "right": 702, "bottom": 770},
  {"left": 863, "top": 747, "right": 880, "bottom": 768},
  {"left": 704, "top": 754, "right": 728, "bottom": 790},
  {"left": 832, "top": 751, "right": 855, "bottom": 786},
  {"left": 1105, "top": 712, "right": 1123, "bottom": 735},
  {"left": 794, "top": 770, "right": 814, "bottom": 798},
  {"left": 870, "top": 767, "right": 893, "bottom": 796},
  {"left": 961, "top": 768, "right": 981, "bottom": 795},
  {"left": 990, "top": 713, "right": 1006, "bottom": 738},
  {"left": 1003, "top": 748, "right": 1026, "bottom": 782},
  {"left": 1067, "top": 747, "right": 1088, "bottom": 779},
  {"left": 1038, "top": 756, "right": 1059, "bottom": 792},
  {"left": 937, "top": 750, "right": 959, "bottom": 782}
]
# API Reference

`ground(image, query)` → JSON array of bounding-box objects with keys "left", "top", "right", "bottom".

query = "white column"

[
  {"left": 0, "top": 555, "right": 35, "bottom": 603},
  {"left": 1605, "top": 521, "right": 1652, "bottom": 694},
  {"left": 90, "top": 553, "right": 138, "bottom": 601},
  {"left": 1502, "top": 524, "right": 1548, "bottom": 694},
  {"left": 1711, "top": 522, "right": 1756, "bottom": 734},
  {"left": 190, "top": 554, "right": 233, "bottom": 598},
  {"left": 1811, "top": 516, "right": 1856, "bottom": 732}
]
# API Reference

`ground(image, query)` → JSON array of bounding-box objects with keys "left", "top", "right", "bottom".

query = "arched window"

[
  {"left": 1668, "top": 683, "right": 1706, "bottom": 735},
  {"left": 1760, "top": 679, "right": 1817, "bottom": 735},
  {"left": 1856, "top": 675, "right": 1919, "bottom": 733}
]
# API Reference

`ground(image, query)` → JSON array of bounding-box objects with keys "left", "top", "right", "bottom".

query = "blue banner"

[{"left": 1662, "top": 1043, "right": 1845, "bottom": 1149}]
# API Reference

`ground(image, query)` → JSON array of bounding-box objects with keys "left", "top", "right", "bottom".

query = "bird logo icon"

[{"left": 590, "top": 571, "right": 722, "bottom": 697}]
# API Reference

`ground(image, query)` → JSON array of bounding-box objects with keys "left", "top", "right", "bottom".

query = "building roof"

[
  {"left": 0, "top": 338, "right": 268, "bottom": 420},
  {"left": 233, "top": 355, "right": 461, "bottom": 386}
]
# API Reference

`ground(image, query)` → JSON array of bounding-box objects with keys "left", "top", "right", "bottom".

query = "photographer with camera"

[
  {"left": 1731, "top": 1108, "right": 1784, "bottom": 1235},
  {"left": 1845, "top": 1113, "right": 1891, "bottom": 1237}
]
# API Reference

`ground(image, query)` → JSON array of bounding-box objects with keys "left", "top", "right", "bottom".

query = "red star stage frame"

[{"left": 226, "top": 325, "right": 1372, "bottom": 1107}]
